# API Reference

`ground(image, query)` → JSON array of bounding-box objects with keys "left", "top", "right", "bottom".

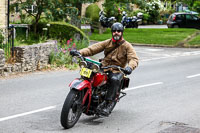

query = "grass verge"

[
  {"left": 89, "top": 28, "right": 199, "bottom": 46},
  {"left": 188, "top": 34, "right": 200, "bottom": 46}
]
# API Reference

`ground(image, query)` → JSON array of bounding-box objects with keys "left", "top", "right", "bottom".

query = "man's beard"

[{"left": 113, "top": 34, "right": 122, "bottom": 41}]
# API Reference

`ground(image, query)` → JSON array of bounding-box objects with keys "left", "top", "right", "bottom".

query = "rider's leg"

[
  {"left": 106, "top": 72, "right": 124, "bottom": 101},
  {"left": 100, "top": 72, "right": 123, "bottom": 116}
]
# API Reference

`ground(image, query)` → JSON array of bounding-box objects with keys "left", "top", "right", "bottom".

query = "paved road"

[{"left": 0, "top": 46, "right": 200, "bottom": 133}]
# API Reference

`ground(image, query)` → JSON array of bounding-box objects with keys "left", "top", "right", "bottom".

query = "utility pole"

[{"left": 7, "top": 0, "right": 10, "bottom": 29}]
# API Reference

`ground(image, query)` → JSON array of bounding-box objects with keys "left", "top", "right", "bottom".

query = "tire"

[
  {"left": 134, "top": 23, "right": 138, "bottom": 28},
  {"left": 60, "top": 89, "right": 83, "bottom": 129},
  {"left": 173, "top": 25, "right": 179, "bottom": 28}
]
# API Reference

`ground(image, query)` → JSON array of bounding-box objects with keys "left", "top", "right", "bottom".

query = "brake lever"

[
  {"left": 72, "top": 56, "right": 78, "bottom": 64},
  {"left": 119, "top": 67, "right": 126, "bottom": 75}
]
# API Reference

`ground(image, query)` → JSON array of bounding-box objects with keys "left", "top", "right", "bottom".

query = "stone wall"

[
  {"left": 0, "top": 0, "right": 7, "bottom": 28},
  {"left": 0, "top": 40, "right": 57, "bottom": 76},
  {"left": 0, "top": 49, "right": 5, "bottom": 76}
]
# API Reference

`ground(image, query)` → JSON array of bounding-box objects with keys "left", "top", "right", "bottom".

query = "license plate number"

[{"left": 80, "top": 68, "right": 92, "bottom": 78}]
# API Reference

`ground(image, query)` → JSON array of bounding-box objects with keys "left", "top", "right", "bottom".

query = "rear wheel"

[
  {"left": 60, "top": 89, "right": 83, "bottom": 129},
  {"left": 134, "top": 23, "right": 138, "bottom": 28}
]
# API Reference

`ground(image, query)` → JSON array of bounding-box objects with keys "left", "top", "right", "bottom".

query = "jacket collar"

[{"left": 112, "top": 37, "right": 124, "bottom": 45}]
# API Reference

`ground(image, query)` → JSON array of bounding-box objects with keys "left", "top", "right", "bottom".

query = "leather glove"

[
  {"left": 124, "top": 66, "right": 132, "bottom": 75},
  {"left": 70, "top": 50, "right": 80, "bottom": 56}
]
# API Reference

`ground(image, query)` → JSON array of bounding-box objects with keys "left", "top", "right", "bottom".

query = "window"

[
  {"left": 27, "top": 5, "right": 37, "bottom": 14},
  {"left": 176, "top": 14, "right": 184, "bottom": 20},
  {"left": 186, "top": 14, "right": 198, "bottom": 20}
]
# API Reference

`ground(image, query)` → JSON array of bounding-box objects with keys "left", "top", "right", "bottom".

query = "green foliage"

[
  {"left": 193, "top": 1, "right": 200, "bottom": 14},
  {"left": 178, "top": 0, "right": 197, "bottom": 9},
  {"left": 11, "top": 0, "right": 98, "bottom": 32},
  {"left": 145, "top": 1, "right": 161, "bottom": 24},
  {"left": 48, "top": 22, "right": 89, "bottom": 44},
  {"left": 85, "top": 4, "right": 101, "bottom": 23},
  {"left": 159, "top": 9, "right": 175, "bottom": 24},
  {"left": 14, "top": 32, "right": 47, "bottom": 46},
  {"left": 0, "top": 29, "right": 4, "bottom": 45},
  {"left": 103, "top": 0, "right": 127, "bottom": 22},
  {"left": 49, "top": 49, "right": 78, "bottom": 69},
  {"left": 49, "top": 38, "right": 86, "bottom": 69}
]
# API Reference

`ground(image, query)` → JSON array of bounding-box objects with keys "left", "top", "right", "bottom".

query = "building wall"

[{"left": 0, "top": 0, "right": 7, "bottom": 28}]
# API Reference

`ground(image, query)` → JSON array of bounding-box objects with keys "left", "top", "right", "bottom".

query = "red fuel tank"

[{"left": 92, "top": 73, "right": 108, "bottom": 87}]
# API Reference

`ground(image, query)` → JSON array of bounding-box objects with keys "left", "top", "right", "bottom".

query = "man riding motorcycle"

[{"left": 70, "top": 22, "right": 139, "bottom": 116}]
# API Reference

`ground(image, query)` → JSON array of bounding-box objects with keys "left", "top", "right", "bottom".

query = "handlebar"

[
  {"left": 76, "top": 53, "right": 85, "bottom": 61},
  {"left": 72, "top": 53, "right": 127, "bottom": 75},
  {"left": 101, "top": 65, "right": 126, "bottom": 74}
]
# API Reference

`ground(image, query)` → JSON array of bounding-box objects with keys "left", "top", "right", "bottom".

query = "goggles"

[{"left": 112, "top": 30, "right": 122, "bottom": 33}]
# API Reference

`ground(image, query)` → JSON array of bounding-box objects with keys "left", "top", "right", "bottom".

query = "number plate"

[{"left": 80, "top": 68, "right": 92, "bottom": 78}]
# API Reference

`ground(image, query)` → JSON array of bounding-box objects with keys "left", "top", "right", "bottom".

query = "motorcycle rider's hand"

[
  {"left": 70, "top": 50, "right": 80, "bottom": 56},
  {"left": 124, "top": 66, "right": 132, "bottom": 75}
]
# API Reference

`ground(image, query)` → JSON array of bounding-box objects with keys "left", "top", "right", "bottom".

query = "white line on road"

[
  {"left": 186, "top": 73, "right": 200, "bottom": 79},
  {"left": 124, "top": 82, "right": 163, "bottom": 92},
  {"left": 141, "top": 57, "right": 168, "bottom": 62},
  {"left": 0, "top": 106, "right": 57, "bottom": 122},
  {"left": 140, "top": 51, "right": 200, "bottom": 62}
]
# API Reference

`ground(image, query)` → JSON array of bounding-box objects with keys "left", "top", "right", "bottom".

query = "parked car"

[{"left": 167, "top": 12, "right": 200, "bottom": 29}]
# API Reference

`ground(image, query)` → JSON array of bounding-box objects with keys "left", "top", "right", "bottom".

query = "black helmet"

[{"left": 111, "top": 22, "right": 124, "bottom": 32}]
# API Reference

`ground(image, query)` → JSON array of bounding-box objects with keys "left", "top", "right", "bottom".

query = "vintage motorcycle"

[
  {"left": 60, "top": 53, "right": 130, "bottom": 129},
  {"left": 121, "top": 11, "right": 143, "bottom": 28},
  {"left": 99, "top": 11, "right": 116, "bottom": 28}
]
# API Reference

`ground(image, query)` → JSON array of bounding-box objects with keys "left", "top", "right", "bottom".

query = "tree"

[
  {"left": 11, "top": 0, "right": 99, "bottom": 33},
  {"left": 102, "top": 0, "right": 146, "bottom": 22},
  {"left": 178, "top": 0, "right": 196, "bottom": 9},
  {"left": 193, "top": 1, "right": 200, "bottom": 13}
]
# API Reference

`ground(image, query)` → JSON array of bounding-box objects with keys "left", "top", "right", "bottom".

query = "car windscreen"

[{"left": 169, "top": 14, "right": 175, "bottom": 21}]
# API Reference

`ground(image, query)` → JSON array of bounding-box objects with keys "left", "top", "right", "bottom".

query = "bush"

[
  {"left": 145, "top": 1, "right": 161, "bottom": 24},
  {"left": 85, "top": 4, "right": 101, "bottom": 23},
  {"left": 48, "top": 22, "right": 89, "bottom": 44},
  {"left": 103, "top": 1, "right": 127, "bottom": 22},
  {"left": 49, "top": 38, "right": 82, "bottom": 69}
]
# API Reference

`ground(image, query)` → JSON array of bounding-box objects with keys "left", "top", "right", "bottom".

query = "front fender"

[{"left": 69, "top": 78, "right": 92, "bottom": 90}]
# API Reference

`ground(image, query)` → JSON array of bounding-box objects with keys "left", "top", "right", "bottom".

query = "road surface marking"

[
  {"left": 186, "top": 73, "right": 200, "bottom": 79},
  {"left": 142, "top": 57, "right": 168, "bottom": 62},
  {"left": 124, "top": 82, "right": 163, "bottom": 92},
  {"left": 146, "top": 48, "right": 164, "bottom": 52},
  {"left": 140, "top": 51, "right": 200, "bottom": 62},
  {"left": 0, "top": 106, "right": 56, "bottom": 122}
]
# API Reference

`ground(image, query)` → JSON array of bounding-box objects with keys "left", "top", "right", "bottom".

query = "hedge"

[
  {"left": 48, "top": 22, "right": 89, "bottom": 44},
  {"left": 85, "top": 4, "right": 100, "bottom": 23}
]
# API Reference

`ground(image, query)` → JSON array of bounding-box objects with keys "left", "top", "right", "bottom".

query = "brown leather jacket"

[{"left": 79, "top": 39, "right": 139, "bottom": 72}]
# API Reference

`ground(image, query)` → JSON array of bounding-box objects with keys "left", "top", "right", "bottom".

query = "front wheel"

[{"left": 60, "top": 89, "right": 83, "bottom": 129}]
